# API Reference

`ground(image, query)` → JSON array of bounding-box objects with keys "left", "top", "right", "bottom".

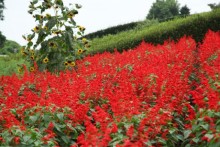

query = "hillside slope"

[{"left": 88, "top": 9, "right": 220, "bottom": 55}]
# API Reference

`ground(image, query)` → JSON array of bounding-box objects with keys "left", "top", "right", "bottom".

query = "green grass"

[{"left": 0, "top": 54, "right": 26, "bottom": 76}]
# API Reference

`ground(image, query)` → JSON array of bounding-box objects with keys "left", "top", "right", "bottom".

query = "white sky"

[{"left": 0, "top": 0, "right": 219, "bottom": 45}]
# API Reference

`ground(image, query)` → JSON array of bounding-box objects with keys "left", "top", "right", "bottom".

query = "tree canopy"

[
  {"left": 208, "top": 3, "right": 220, "bottom": 10},
  {"left": 0, "top": 31, "right": 6, "bottom": 49},
  {"left": 0, "top": 0, "right": 5, "bottom": 49},
  {"left": 180, "top": 5, "right": 190, "bottom": 16},
  {"left": 146, "top": 0, "right": 180, "bottom": 20},
  {"left": 0, "top": 0, "right": 4, "bottom": 20}
]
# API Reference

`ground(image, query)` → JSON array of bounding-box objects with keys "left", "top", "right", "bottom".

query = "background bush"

[
  {"left": 84, "top": 19, "right": 159, "bottom": 40},
  {"left": 0, "top": 54, "right": 26, "bottom": 76},
  {"left": 88, "top": 9, "right": 220, "bottom": 55},
  {"left": 0, "top": 40, "right": 20, "bottom": 55},
  {"left": 84, "top": 21, "right": 139, "bottom": 39}
]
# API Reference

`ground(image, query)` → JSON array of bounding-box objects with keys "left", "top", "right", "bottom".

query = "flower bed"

[{"left": 0, "top": 30, "right": 219, "bottom": 146}]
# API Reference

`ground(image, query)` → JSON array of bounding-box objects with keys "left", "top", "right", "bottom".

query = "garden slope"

[{"left": 0, "top": 31, "right": 219, "bottom": 146}]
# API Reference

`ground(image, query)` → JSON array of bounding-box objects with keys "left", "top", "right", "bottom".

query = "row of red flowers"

[{"left": 0, "top": 30, "right": 219, "bottom": 146}]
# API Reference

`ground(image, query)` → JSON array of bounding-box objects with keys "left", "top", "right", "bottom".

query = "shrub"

[{"left": 0, "top": 40, "right": 20, "bottom": 55}]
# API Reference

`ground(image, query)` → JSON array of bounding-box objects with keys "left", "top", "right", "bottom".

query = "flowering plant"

[
  {"left": 0, "top": 30, "right": 219, "bottom": 146},
  {"left": 21, "top": 0, "right": 90, "bottom": 72}
]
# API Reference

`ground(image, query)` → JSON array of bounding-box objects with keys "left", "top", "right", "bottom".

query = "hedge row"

[
  {"left": 88, "top": 9, "right": 220, "bottom": 55},
  {"left": 84, "top": 21, "right": 139, "bottom": 39},
  {"left": 84, "top": 15, "right": 187, "bottom": 40}
]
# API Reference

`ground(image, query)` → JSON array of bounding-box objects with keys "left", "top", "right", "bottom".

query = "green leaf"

[
  {"left": 45, "top": 17, "right": 57, "bottom": 30},
  {"left": 181, "top": 139, "right": 191, "bottom": 147},
  {"left": 47, "top": 140, "right": 56, "bottom": 146},
  {"left": 36, "top": 31, "right": 47, "bottom": 45},
  {"left": 54, "top": 123, "right": 62, "bottom": 133},
  {"left": 23, "top": 135, "right": 31, "bottom": 142},
  {"left": 207, "top": 110, "right": 215, "bottom": 117},
  {"left": 10, "top": 108, "right": 17, "bottom": 115},
  {"left": 56, "top": 113, "right": 64, "bottom": 121},
  {"left": 14, "top": 129, "right": 23, "bottom": 136},
  {"left": 55, "top": 0, "right": 63, "bottom": 6},
  {"left": 70, "top": 18, "right": 76, "bottom": 25},
  {"left": 27, "top": 41, "right": 33, "bottom": 47},
  {"left": 192, "top": 137, "right": 199, "bottom": 143},
  {"left": 34, "top": 140, "right": 42, "bottom": 146},
  {"left": 5, "top": 136, "right": 14, "bottom": 143},
  {"left": 144, "top": 141, "right": 152, "bottom": 146},
  {"left": 201, "top": 124, "right": 209, "bottom": 130},
  {"left": 192, "top": 124, "right": 200, "bottom": 132},
  {"left": 205, "top": 134, "right": 214, "bottom": 140},
  {"left": 32, "top": 0, "right": 38, "bottom": 5},
  {"left": 184, "top": 130, "right": 192, "bottom": 139},
  {"left": 174, "top": 117, "right": 184, "bottom": 127},
  {"left": 71, "top": 128, "right": 79, "bottom": 139},
  {"left": 169, "top": 128, "right": 176, "bottom": 134},
  {"left": 42, "top": 113, "right": 51, "bottom": 122},
  {"left": 61, "top": 135, "right": 70, "bottom": 144},
  {"left": 34, "top": 14, "right": 42, "bottom": 21},
  {"left": 75, "top": 4, "right": 82, "bottom": 9},
  {"left": 40, "top": 7, "right": 46, "bottom": 13},
  {"left": 30, "top": 115, "right": 38, "bottom": 123},
  {"left": 158, "top": 138, "right": 166, "bottom": 144},
  {"left": 215, "top": 112, "right": 220, "bottom": 117},
  {"left": 176, "top": 134, "right": 184, "bottom": 141},
  {"left": 75, "top": 125, "right": 84, "bottom": 132}
]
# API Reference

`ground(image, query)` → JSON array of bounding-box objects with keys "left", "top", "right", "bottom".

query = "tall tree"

[
  {"left": 208, "top": 3, "right": 220, "bottom": 10},
  {"left": 0, "top": 31, "right": 6, "bottom": 48},
  {"left": 0, "top": 0, "right": 4, "bottom": 20},
  {"left": 146, "top": 0, "right": 180, "bottom": 20},
  {"left": 0, "top": 0, "right": 6, "bottom": 49},
  {"left": 180, "top": 5, "right": 190, "bottom": 16}
]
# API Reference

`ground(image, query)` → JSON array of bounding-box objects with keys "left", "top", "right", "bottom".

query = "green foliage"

[
  {"left": 183, "top": 109, "right": 220, "bottom": 146},
  {"left": 84, "top": 20, "right": 159, "bottom": 40},
  {"left": 180, "top": 5, "right": 190, "bottom": 16},
  {"left": 134, "top": 19, "right": 159, "bottom": 30},
  {"left": 0, "top": 54, "right": 26, "bottom": 76},
  {"left": 0, "top": 40, "right": 21, "bottom": 55},
  {"left": 146, "top": 0, "right": 180, "bottom": 20},
  {"left": 84, "top": 21, "right": 139, "bottom": 39},
  {"left": 208, "top": 3, "right": 220, "bottom": 10},
  {"left": 0, "top": 31, "right": 6, "bottom": 48},
  {"left": 0, "top": 0, "right": 4, "bottom": 20},
  {"left": 22, "top": 0, "right": 90, "bottom": 73},
  {"left": 0, "top": 105, "right": 84, "bottom": 146},
  {"left": 89, "top": 9, "right": 220, "bottom": 55}
]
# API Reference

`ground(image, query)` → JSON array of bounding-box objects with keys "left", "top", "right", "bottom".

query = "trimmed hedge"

[
  {"left": 84, "top": 21, "right": 138, "bottom": 39},
  {"left": 88, "top": 9, "right": 220, "bottom": 55}
]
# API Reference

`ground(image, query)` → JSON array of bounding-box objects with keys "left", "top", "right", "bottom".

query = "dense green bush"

[
  {"left": 0, "top": 31, "right": 6, "bottom": 48},
  {"left": 84, "top": 21, "right": 138, "bottom": 39},
  {"left": 0, "top": 40, "right": 21, "bottom": 55},
  {"left": 133, "top": 19, "right": 159, "bottom": 30},
  {"left": 88, "top": 9, "right": 220, "bottom": 54},
  {"left": 84, "top": 19, "right": 159, "bottom": 40}
]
